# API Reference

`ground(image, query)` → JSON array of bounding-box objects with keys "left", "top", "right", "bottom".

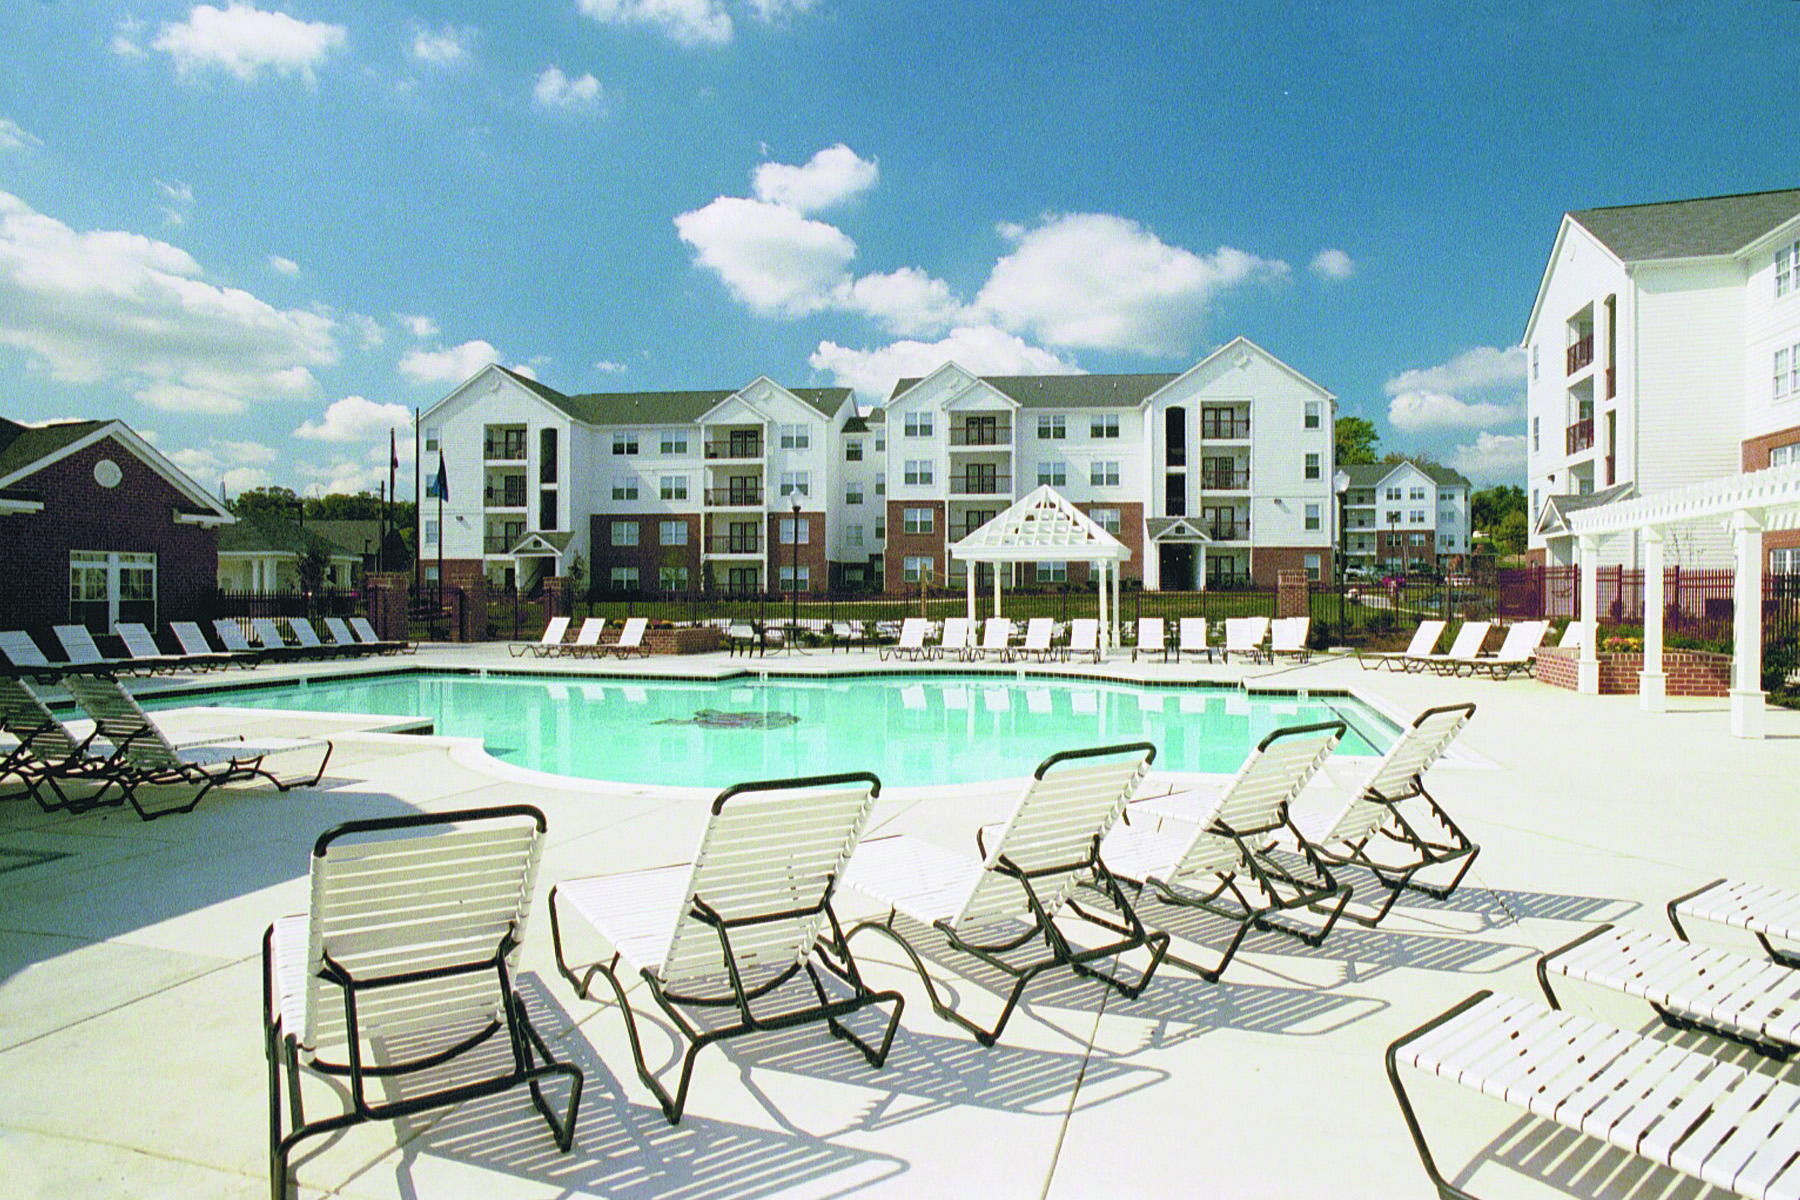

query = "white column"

[
  {"left": 1112, "top": 560, "right": 1121, "bottom": 650},
  {"left": 966, "top": 561, "right": 976, "bottom": 624},
  {"left": 993, "top": 562, "right": 1002, "bottom": 618},
  {"left": 1639, "top": 526, "right": 1666, "bottom": 712},
  {"left": 1731, "top": 509, "right": 1766, "bottom": 739},
  {"left": 1578, "top": 534, "right": 1601, "bottom": 694},
  {"left": 1097, "top": 562, "right": 1108, "bottom": 656}
]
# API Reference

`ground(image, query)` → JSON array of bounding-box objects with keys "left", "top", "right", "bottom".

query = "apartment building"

[
  {"left": 417, "top": 366, "right": 870, "bottom": 596},
  {"left": 1524, "top": 187, "right": 1800, "bottom": 571},
  {"left": 1338, "top": 461, "right": 1471, "bottom": 577},
  {"left": 881, "top": 338, "right": 1338, "bottom": 591}
]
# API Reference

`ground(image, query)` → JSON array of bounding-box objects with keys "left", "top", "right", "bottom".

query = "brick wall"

[
  {"left": 766, "top": 508, "right": 826, "bottom": 594},
  {"left": 884, "top": 499, "right": 946, "bottom": 590},
  {"left": 1533, "top": 645, "right": 1732, "bottom": 697},
  {"left": 588, "top": 513, "right": 702, "bottom": 591},
  {"left": 1251, "top": 546, "right": 1322, "bottom": 588}
]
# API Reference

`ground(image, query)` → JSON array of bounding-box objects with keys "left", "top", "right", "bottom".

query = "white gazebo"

[
  {"left": 949, "top": 485, "right": 1131, "bottom": 649},
  {"left": 1564, "top": 463, "right": 1800, "bottom": 738}
]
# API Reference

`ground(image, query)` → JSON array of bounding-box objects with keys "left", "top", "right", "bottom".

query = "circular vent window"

[{"left": 94, "top": 459, "right": 123, "bottom": 488}]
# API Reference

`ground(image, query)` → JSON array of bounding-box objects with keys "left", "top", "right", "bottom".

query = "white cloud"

[
  {"left": 155, "top": 179, "right": 194, "bottom": 205},
  {"left": 410, "top": 24, "right": 475, "bottom": 67},
  {"left": 1448, "top": 432, "right": 1528, "bottom": 484},
  {"left": 833, "top": 268, "right": 964, "bottom": 337},
  {"left": 751, "top": 144, "right": 877, "bottom": 215},
  {"left": 746, "top": 0, "right": 820, "bottom": 20},
  {"left": 595, "top": 358, "right": 628, "bottom": 374},
  {"left": 168, "top": 437, "right": 278, "bottom": 494},
  {"left": 347, "top": 313, "right": 384, "bottom": 349},
  {"left": 533, "top": 66, "right": 602, "bottom": 112},
  {"left": 395, "top": 312, "right": 438, "bottom": 339},
  {"left": 1387, "top": 390, "right": 1517, "bottom": 432},
  {"left": 111, "top": 17, "right": 147, "bottom": 58},
  {"left": 576, "top": 0, "right": 732, "bottom": 47},
  {"left": 267, "top": 254, "right": 300, "bottom": 277},
  {"left": 398, "top": 339, "right": 502, "bottom": 386},
  {"left": 674, "top": 196, "right": 856, "bottom": 317},
  {"left": 0, "top": 191, "right": 336, "bottom": 415},
  {"left": 809, "top": 325, "right": 1080, "bottom": 402},
  {"left": 0, "top": 118, "right": 42, "bottom": 151},
  {"left": 295, "top": 395, "right": 412, "bottom": 443},
  {"left": 1384, "top": 344, "right": 1526, "bottom": 433},
  {"left": 1309, "top": 248, "right": 1355, "bottom": 282},
  {"left": 1385, "top": 345, "right": 1526, "bottom": 396},
  {"left": 155, "top": 179, "right": 194, "bottom": 229},
  {"left": 151, "top": 4, "right": 348, "bottom": 84},
  {"left": 974, "top": 214, "right": 1289, "bottom": 356}
]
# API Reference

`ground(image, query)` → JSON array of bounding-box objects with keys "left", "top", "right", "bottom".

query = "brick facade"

[
  {"left": 1533, "top": 645, "right": 1732, "bottom": 697},
  {"left": 883, "top": 499, "right": 947, "bottom": 591},
  {"left": 0, "top": 433, "right": 220, "bottom": 640},
  {"left": 588, "top": 513, "right": 704, "bottom": 592},
  {"left": 1744, "top": 424, "right": 1800, "bottom": 559},
  {"left": 766, "top": 508, "right": 826, "bottom": 594},
  {"left": 1250, "top": 546, "right": 1323, "bottom": 589}
]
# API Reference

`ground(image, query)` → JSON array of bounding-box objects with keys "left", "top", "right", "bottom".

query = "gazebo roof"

[
  {"left": 1565, "top": 463, "right": 1800, "bottom": 537},
  {"left": 950, "top": 485, "right": 1129, "bottom": 563}
]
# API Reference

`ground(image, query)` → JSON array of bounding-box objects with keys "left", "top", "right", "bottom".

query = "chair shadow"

[{"left": 366, "top": 975, "right": 909, "bottom": 1200}]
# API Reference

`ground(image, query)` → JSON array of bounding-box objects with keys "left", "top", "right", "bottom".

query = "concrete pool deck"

[{"left": 2, "top": 644, "right": 1796, "bottom": 1198}]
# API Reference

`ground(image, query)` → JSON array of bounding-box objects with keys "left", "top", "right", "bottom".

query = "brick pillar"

[
  {"left": 365, "top": 572, "right": 410, "bottom": 642},
  {"left": 542, "top": 575, "right": 572, "bottom": 617},
  {"left": 1276, "top": 569, "right": 1309, "bottom": 619},
  {"left": 442, "top": 562, "right": 489, "bottom": 642}
]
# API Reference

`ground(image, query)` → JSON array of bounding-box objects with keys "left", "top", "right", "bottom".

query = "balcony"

[
  {"left": 1199, "top": 415, "right": 1250, "bottom": 439},
  {"left": 706, "top": 534, "right": 762, "bottom": 554},
  {"left": 1566, "top": 335, "right": 1594, "bottom": 375},
  {"left": 483, "top": 434, "right": 527, "bottom": 461},
  {"left": 703, "top": 487, "right": 763, "bottom": 507},
  {"left": 1199, "top": 466, "right": 1249, "bottom": 490},
  {"left": 948, "top": 472, "right": 1010, "bottom": 496},
  {"left": 1207, "top": 520, "right": 1250, "bottom": 542},
  {"left": 484, "top": 482, "right": 528, "bottom": 508},
  {"left": 949, "top": 424, "right": 1010, "bottom": 447},
  {"left": 1566, "top": 418, "right": 1594, "bottom": 455},
  {"left": 704, "top": 437, "right": 763, "bottom": 460},
  {"left": 484, "top": 534, "right": 522, "bottom": 554}
]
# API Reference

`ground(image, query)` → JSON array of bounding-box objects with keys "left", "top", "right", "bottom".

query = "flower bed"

[{"left": 1533, "top": 645, "right": 1732, "bottom": 697}]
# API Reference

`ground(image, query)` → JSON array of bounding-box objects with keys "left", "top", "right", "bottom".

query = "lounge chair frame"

[
  {"left": 550, "top": 772, "right": 902, "bottom": 1124},
  {"left": 1669, "top": 877, "right": 1800, "bottom": 968},
  {"left": 264, "top": 805, "right": 581, "bottom": 1200},
  {"left": 610, "top": 616, "right": 653, "bottom": 659},
  {"left": 0, "top": 673, "right": 120, "bottom": 812}
]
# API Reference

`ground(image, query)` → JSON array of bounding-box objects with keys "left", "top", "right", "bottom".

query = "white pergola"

[
  {"left": 949, "top": 486, "right": 1131, "bottom": 649},
  {"left": 1564, "top": 462, "right": 1800, "bottom": 738}
]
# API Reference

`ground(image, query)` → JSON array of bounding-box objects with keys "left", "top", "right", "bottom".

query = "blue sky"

[{"left": 2, "top": 0, "right": 1797, "bottom": 495}]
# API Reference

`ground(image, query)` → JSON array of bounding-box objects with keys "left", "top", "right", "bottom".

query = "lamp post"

[
  {"left": 790, "top": 497, "right": 802, "bottom": 645},
  {"left": 1334, "top": 469, "right": 1350, "bottom": 637}
]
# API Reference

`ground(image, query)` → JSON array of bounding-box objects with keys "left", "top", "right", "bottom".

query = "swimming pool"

[{"left": 148, "top": 671, "right": 1396, "bottom": 789}]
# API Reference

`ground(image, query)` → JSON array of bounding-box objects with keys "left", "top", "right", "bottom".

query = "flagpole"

[
  {"left": 414, "top": 409, "right": 422, "bottom": 597},
  {"left": 435, "top": 450, "right": 447, "bottom": 612}
]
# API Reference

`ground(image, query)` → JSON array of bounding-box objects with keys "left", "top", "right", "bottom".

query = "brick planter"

[
  {"left": 596, "top": 625, "right": 724, "bottom": 655},
  {"left": 1533, "top": 645, "right": 1732, "bottom": 697}
]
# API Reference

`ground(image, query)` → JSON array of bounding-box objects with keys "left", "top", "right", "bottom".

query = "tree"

[
  {"left": 226, "top": 486, "right": 301, "bottom": 519},
  {"left": 1470, "top": 484, "right": 1527, "bottom": 536},
  {"left": 1335, "top": 416, "right": 1378, "bottom": 465},
  {"left": 1495, "top": 511, "right": 1529, "bottom": 554}
]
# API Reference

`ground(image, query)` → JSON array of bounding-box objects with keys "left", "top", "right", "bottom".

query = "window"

[
  {"left": 424, "top": 427, "right": 440, "bottom": 453},
  {"left": 1037, "top": 461, "right": 1067, "bottom": 487},
  {"left": 1531, "top": 345, "right": 1539, "bottom": 381},
  {"left": 1532, "top": 416, "right": 1540, "bottom": 452},
  {"left": 1773, "top": 547, "right": 1800, "bottom": 573},
  {"left": 539, "top": 489, "right": 556, "bottom": 530},
  {"left": 778, "top": 565, "right": 810, "bottom": 592},
  {"left": 1409, "top": 486, "right": 1426, "bottom": 501},
  {"left": 659, "top": 474, "right": 688, "bottom": 501},
  {"left": 1304, "top": 452, "right": 1320, "bottom": 480},
  {"left": 903, "top": 507, "right": 933, "bottom": 534},
  {"left": 779, "top": 517, "right": 810, "bottom": 544},
  {"left": 659, "top": 520, "right": 687, "bottom": 546},
  {"left": 1409, "top": 533, "right": 1427, "bottom": 547},
  {"left": 424, "top": 519, "right": 439, "bottom": 545},
  {"left": 540, "top": 428, "right": 558, "bottom": 483},
  {"left": 845, "top": 523, "right": 864, "bottom": 548},
  {"left": 70, "top": 550, "right": 156, "bottom": 629},
  {"left": 1090, "top": 413, "right": 1119, "bottom": 439},
  {"left": 1781, "top": 345, "right": 1800, "bottom": 400},
  {"left": 1386, "top": 486, "right": 1403, "bottom": 501},
  {"left": 779, "top": 423, "right": 810, "bottom": 449},
  {"left": 875, "top": 471, "right": 886, "bottom": 495},
  {"left": 1304, "top": 401, "right": 1321, "bottom": 429},
  {"left": 1091, "top": 507, "right": 1121, "bottom": 534},
  {"left": 1410, "top": 509, "right": 1425, "bottom": 523},
  {"left": 875, "top": 433, "right": 885, "bottom": 451},
  {"left": 1090, "top": 461, "right": 1120, "bottom": 487},
  {"left": 904, "top": 459, "right": 932, "bottom": 486},
  {"left": 612, "top": 431, "right": 638, "bottom": 455},
  {"left": 660, "top": 430, "right": 689, "bottom": 455},
  {"left": 1037, "top": 414, "right": 1065, "bottom": 439},
  {"left": 902, "top": 555, "right": 933, "bottom": 583},
  {"left": 1780, "top": 240, "right": 1799, "bottom": 298},
  {"left": 1532, "top": 488, "right": 1540, "bottom": 519},
  {"left": 1386, "top": 510, "right": 1401, "bottom": 525},
  {"left": 1304, "top": 503, "right": 1321, "bottom": 531},
  {"left": 875, "top": 517, "right": 886, "bottom": 540},
  {"left": 611, "top": 520, "right": 639, "bottom": 546},
  {"left": 1303, "top": 553, "right": 1321, "bottom": 582},
  {"left": 904, "top": 412, "right": 933, "bottom": 437},
  {"left": 1037, "top": 561, "right": 1067, "bottom": 583},
  {"left": 845, "top": 439, "right": 862, "bottom": 461},
  {"left": 779, "top": 471, "right": 810, "bottom": 497},
  {"left": 1772, "top": 444, "right": 1797, "bottom": 467},
  {"left": 659, "top": 565, "right": 689, "bottom": 591},
  {"left": 609, "top": 566, "right": 640, "bottom": 590},
  {"left": 611, "top": 475, "right": 638, "bottom": 501},
  {"left": 846, "top": 483, "right": 864, "bottom": 505}
]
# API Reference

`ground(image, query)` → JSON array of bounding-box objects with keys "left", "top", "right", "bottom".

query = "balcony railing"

[
  {"left": 703, "top": 487, "right": 763, "bottom": 506},
  {"left": 1199, "top": 467, "right": 1249, "bottom": 490},
  {"left": 1200, "top": 415, "right": 1251, "bottom": 439},
  {"left": 1566, "top": 417, "right": 1594, "bottom": 455},
  {"left": 1207, "top": 520, "right": 1249, "bottom": 541},
  {"left": 484, "top": 534, "right": 523, "bottom": 553},
  {"left": 704, "top": 438, "right": 763, "bottom": 460},
  {"left": 948, "top": 473, "right": 1010, "bottom": 495},
  {"left": 484, "top": 484, "right": 528, "bottom": 508},
  {"left": 484, "top": 436, "right": 527, "bottom": 461},
  {"left": 1566, "top": 334, "right": 1594, "bottom": 375},
  {"left": 949, "top": 425, "right": 1010, "bottom": 447},
  {"left": 707, "top": 535, "right": 762, "bottom": 554}
]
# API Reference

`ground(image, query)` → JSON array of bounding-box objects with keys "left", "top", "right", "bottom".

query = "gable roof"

[
  {"left": 1534, "top": 482, "right": 1637, "bottom": 537},
  {"left": 217, "top": 513, "right": 357, "bottom": 559},
  {"left": 0, "top": 417, "right": 233, "bottom": 522},
  {"left": 494, "top": 367, "right": 848, "bottom": 424},
  {"left": 1569, "top": 187, "right": 1800, "bottom": 262},
  {"left": 950, "top": 485, "right": 1129, "bottom": 563},
  {"left": 1341, "top": 460, "right": 1472, "bottom": 490},
  {"left": 0, "top": 418, "right": 108, "bottom": 480},
  {"left": 889, "top": 371, "right": 1179, "bottom": 409}
]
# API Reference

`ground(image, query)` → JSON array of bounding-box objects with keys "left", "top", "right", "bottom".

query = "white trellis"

[{"left": 949, "top": 486, "right": 1132, "bottom": 651}]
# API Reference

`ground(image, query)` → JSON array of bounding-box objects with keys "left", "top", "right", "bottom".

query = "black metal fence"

[{"left": 204, "top": 588, "right": 364, "bottom": 623}]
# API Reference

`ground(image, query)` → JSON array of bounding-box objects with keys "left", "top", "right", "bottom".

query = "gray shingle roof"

[
  {"left": 0, "top": 418, "right": 107, "bottom": 481},
  {"left": 497, "top": 367, "right": 848, "bottom": 424},
  {"left": 1338, "top": 461, "right": 1471, "bottom": 490},
  {"left": 889, "top": 372, "right": 1180, "bottom": 409},
  {"left": 218, "top": 514, "right": 356, "bottom": 558},
  {"left": 1570, "top": 188, "right": 1800, "bottom": 262}
]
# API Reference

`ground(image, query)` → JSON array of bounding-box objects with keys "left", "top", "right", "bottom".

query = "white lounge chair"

[
  {"left": 609, "top": 615, "right": 652, "bottom": 658},
  {"left": 324, "top": 616, "right": 400, "bottom": 657},
  {"left": 1019, "top": 616, "right": 1057, "bottom": 662},
  {"left": 0, "top": 674, "right": 117, "bottom": 811},
  {"left": 1356, "top": 619, "right": 1445, "bottom": 672},
  {"left": 0, "top": 630, "right": 55, "bottom": 672},
  {"left": 561, "top": 617, "right": 607, "bottom": 657},
  {"left": 1293, "top": 702, "right": 1477, "bottom": 927},
  {"left": 880, "top": 617, "right": 930, "bottom": 661},
  {"left": 846, "top": 743, "right": 1167, "bottom": 1045},
  {"left": 1111, "top": 721, "right": 1350, "bottom": 979},
  {"left": 1222, "top": 616, "right": 1269, "bottom": 663},
  {"left": 550, "top": 772, "right": 901, "bottom": 1123},
  {"left": 266, "top": 805, "right": 581, "bottom": 1199},
  {"left": 1670, "top": 878, "right": 1800, "bottom": 967},
  {"left": 216, "top": 618, "right": 306, "bottom": 664},
  {"left": 511, "top": 615, "right": 570, "bottom": 657},
  {"left": 251, "top": 617, "right": 333, "bottom": 661},
  {"left": 1557, "top": 620, "right": 1583, "bottom": 649},
  {"left": 1389, "top": 989, "right": 1800, "bottom": 1200},
  {"left": 1067, "top": 618, "right": 1101, "bottom": 663},
  {"left": 114, "top": 622, "right": 191, "bottom": 674},
  {"left": 1178, "top": 617, "right": 1212, "bottom": 663},
  {"left": 1133, "top": 617, "right": 1170, "bottom": 663},
  {"left": 1270, "top": 616, "right": 1311, "bottom": 661},
  {"left": 288, "top": 617, "right": 363, "bottom": 658},
  {"left": 1407, "top": 620, "right": 1489, "bottom": 675},
  {"left": 1454, "top": 619, "right": 1547, "bottom": 679},
  {"left": 348, "top": 615, "right": 413, "bottom": 654},
  {"left": 171, "top": 621, "right": 255, "bottom": 669},
  {"left": 937, "top": 616, "right": 974, "bottom": 661},
  {"left": 63, "top": 671, "right": 332, "bottom": 821},
  {"left": 53, "top": 624, "right": 141, "bottom": 673},
  {"left": 726, "top": 621, "right": 760, "bottom": 657},
  {"left": 973, "top": 616, "right": 1015, "bottom": 661}
]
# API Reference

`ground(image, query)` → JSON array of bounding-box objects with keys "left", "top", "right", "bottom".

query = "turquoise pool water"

[{"left": 148, "top": 672, "right": 1394, "bottom": 789}]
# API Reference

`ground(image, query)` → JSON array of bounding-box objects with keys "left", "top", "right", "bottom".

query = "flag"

[
  {"left": 434, "top": 451, "right": 449, "bottom": 503},
  {"left": 390, "top": 428, "right": 399, "bottom": 471}
]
